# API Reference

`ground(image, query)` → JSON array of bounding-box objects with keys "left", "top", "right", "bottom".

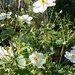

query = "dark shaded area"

[
  {"left": 56, "top": 0, "right": 75, "bottom": 20},
  {"left": 0, "top": 38, "right": 10, "bottom": 47},
  {"left": 47, "top": 0, "right": 75, "bottom": 31},
  {"left": 0, "top": 0, "right": 28, "bottom": 12},
  {"left": 0, "top": 28, "right": 9, "bottom": 46},
  {"left": 47, "top": 0, "right": 75, "bottom": 18},
  {"left": 14, "top": 68, "right": 33, "bottom": 75}
]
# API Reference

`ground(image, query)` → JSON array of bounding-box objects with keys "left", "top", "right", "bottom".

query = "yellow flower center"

[
  {"left": 70, "top": 54, "right": 75, "bottom": 58},
  {"left": 39, "top": 0, "right": 47, "bottom": 4},
  {"left": 34, "top": 55, "right": 39, "bottom": 62}
]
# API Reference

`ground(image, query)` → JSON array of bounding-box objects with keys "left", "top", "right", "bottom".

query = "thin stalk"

[
  {"left": 8, "top": 68, "right": 12, "bottom": 75},
  {"left": 59, "top": 24, "right": 65, "bottom": 64},
  {"left": 50, "top": 7, "right": 55, "bottom": 22},
  {"left": 42, "top": 11, "right": 46, "bottom": 24},
  {"left": 66, "top": 32, "right": 75, "bottom": 43},
  {"left": 18, "top": 0, "right": 21, "bottom": 10},
  {"left": 17, "top": 30, "right": 22, "bottom": 54},
  {"left": 58, "top": 45, "right": 64, "bottom": 64}
]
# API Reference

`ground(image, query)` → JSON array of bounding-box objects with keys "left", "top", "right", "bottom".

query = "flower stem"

[
  {"left": 50, "top": 7, "right": 55, "bottom": 22},
  {"left": 59, "top": 45, "right": 65, "bottom": 64}
]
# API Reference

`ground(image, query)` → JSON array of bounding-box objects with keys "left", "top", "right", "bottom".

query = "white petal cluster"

[
  {"left": 17, "top": 14, "right": 33, "bottom": 24},
  {"left": 0, "top": 12, "right": 12, "bottom": 20},
  {"left": 33, "top": 0, "right": 56, "bottom": 13},
  {"left": 0, "top": 46, "right": 14, "bottom": 60},
  {"left": 29, "top": 51, "right": 44, "bottom": 67},
  {"left": 64, "top": 47, "right": 75, "bottom": 63}
]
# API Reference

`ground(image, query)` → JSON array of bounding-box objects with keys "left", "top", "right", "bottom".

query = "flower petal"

[
  {"left": 26, "top": 17, "right": 32, "bottom": 24},
  {"left": 46, "top": 0, "right": 56, "bottom": 6},
  {"left": 70, "top": 58, "right": 75, "bottom": 63},
  {"left": 29, "top": 51, "right": 44, "bottom": 67},
  {"left": 29, "top": 52, "right": 36, "bottom": 61},
  {"left": 38, "top": 53, "right": 44, "bottom": 59},
  {"left": 71, "top": 46, "right": 75, "bottom": 50},
  {"left": 0, "top": 46, "right": 8, "bottom": 58},
  {"left": 46, "top": 3, "right": 56, "bottom": 6},
  {"left": 33, "top": 1, "right": 41, "bottom": 7},
  {"left": 18, "top": 16, "right": 23, "bottom": 22},
  {"left": 64, "top": 51, "right": 71, "bottom": 60},
  {"left": 27, "top": 17, "right": 33, "bottom": 21},
  {"left": 22, "top": 15, "right": 28, "bottom": 19},
  {"left": 47, "top": 0, "right": 56, "bottom": 3},
  {"left": 35, "top": 61, "right": 42, "bottom": 67},
  {"left": 33, "top": 4, "right": 47, "bottom": 13},
  {"left": 70, "top": 50, "right": 75, "bottom": 54},
  {"left": 0, "top": 15, "right": 4, "bottom": 20},
  {"left": 8, "top": 47, "right": 14, "bottom": 57}
]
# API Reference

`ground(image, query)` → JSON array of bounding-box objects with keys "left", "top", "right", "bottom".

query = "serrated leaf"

[
  {"left": 0, "top": 28, "right": 14, "bottom": 39},
  {"left": 16, "top": 55, "right": 26, "bottom": 69},
  {"left": 0, "top": 61, "right": 8, "bottom": 65},
  {"left": 41, "top": 54, "right": 47, "bottom": 65},
  {"left": 56, "top": 39, "right": 63, "bottom": 45}
]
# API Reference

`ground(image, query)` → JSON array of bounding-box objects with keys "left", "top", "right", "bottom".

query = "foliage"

[{"left": 0, "top": 0, "right": 75, "bottom": 75}]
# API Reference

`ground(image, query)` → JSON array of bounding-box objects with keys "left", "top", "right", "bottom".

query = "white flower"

[
  {"left": 64, "top": 50, "right": 75, "bottom": 63},
  {"left": 8, "top": 47, "right": 14, "bottom": 57},
  {"left": 17, "top": 16, "right": 23, "bottom": 22},
  {"left": 0, "top": 46, "right": 14, "bottom": 60},
  {"left": 33, "top": 0, "right": 56, "bottom": 13},
  {"left": 17, "top": 14, "right": 33, "bottom": 24},
  {"left": 71, "top": 46, "right": 75, "bottom": 50},
  {"left": 0, "top": 46, "right": 8, "bottom": 58},
  {"left": 59, "top": 10, "right": 63, "bottom": 14},
  {"left": 0, "top": 13, "right": 6, "bottom": 20},
  {"left": 6, "top": 12, "right": 12, "bottom": 19},
  {"left": 0, "top": 24, "right": 5, "bottom": 27},
  {"left": 29, "top": 51, "right": 44, "bottom": 67},
  {"left": 0, "top": 12, "right": 12, "bottom": 20}
]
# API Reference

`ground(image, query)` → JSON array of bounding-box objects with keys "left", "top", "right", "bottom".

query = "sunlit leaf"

[{"left": 16, "top": 55, "right": 26, "bottom": 69}]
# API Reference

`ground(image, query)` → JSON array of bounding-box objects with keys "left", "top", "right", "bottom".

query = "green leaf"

[
  {"left": 0, "top": 28, "right": 14, "bottom": 39},
  {"left": 0, "top": 61, "right": 8, "bottom": 65},
  {"left": 16, "top": 55, "right": 26, "bottom": 69},
  {"left": 0, "top": 69, "right": 5, "bottom": 75},
  {"left": 38, "top": 72, "right": 43, "bottom": 75},
  {"left": 56, "top": 39, "right": 63, "bottom": 46},
  {"left": 41, "top": 54, "right": 48, "bottom": 65}
]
